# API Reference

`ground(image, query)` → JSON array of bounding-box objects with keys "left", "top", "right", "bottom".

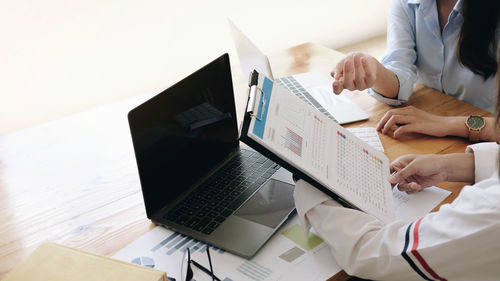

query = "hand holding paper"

[{"left": 389, "top": 153, "right": 475, "bottom": 193}]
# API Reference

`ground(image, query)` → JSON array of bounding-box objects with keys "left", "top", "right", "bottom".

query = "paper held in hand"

[{"left": 240, "top": 71, "right": 395, "bottom": 223}]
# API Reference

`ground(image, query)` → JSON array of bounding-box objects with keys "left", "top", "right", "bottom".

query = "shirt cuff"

[
  {"left": 367, "top": 63, "right": 415, "bottom": 106},
  {"left": 466, "top": 142, "right": 499, "bottom": 182},
  {"left": 293, "top": 179, "right": 339, "bottom": 231},
  {"left": 367, "top": 88, "right": 407, "bottom": 106}
]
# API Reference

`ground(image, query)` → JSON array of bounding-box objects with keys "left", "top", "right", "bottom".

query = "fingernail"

[{"left": 388, "top": 175, "right": 397, "bottom": 184}]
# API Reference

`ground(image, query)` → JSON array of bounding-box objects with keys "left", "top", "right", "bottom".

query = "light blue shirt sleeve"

[
  {"left": 369, "top": 0, "right": 498, "bottom": 113},
  {"left": 368, "top": 0, "right": 418, "bottom": 106}
]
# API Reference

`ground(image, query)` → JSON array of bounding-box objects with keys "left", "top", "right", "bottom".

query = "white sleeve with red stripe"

[
  {"left": 465, "top": 142, "right": 499, "bottom": 182},
  {"left": 294, "top": 145, "right": 500, "bottom": 280}
]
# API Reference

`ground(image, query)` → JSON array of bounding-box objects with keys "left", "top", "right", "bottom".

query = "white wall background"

[{"left": 0, "top": 0, "right": 390, "bottom": 134}]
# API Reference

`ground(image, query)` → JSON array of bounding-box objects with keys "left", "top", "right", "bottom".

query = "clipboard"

[
  {"left": 239, "top": 70, "right": 395, "bottom": 223},
  {"left": 239, "top": 70, "right": 355, "bottom": 209}
]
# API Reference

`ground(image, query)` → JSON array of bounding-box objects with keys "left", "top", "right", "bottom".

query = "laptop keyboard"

[
  {"left": 164, "top": 149, "right": 281, "bottom": 235},
  {"left": 275, "top": 76, "right": 338, "bottom": 123}
]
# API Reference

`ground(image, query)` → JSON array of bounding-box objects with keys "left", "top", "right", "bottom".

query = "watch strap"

[{"left": 469, "top": 129, "right": 480, "bottom": 142}]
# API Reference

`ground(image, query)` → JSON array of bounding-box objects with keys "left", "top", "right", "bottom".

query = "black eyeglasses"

[{"left": 181, "top": 246, "right": 222, "bottom": 281}]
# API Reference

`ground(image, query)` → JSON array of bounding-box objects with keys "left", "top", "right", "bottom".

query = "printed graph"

[
  {"left": 236, "top": 260, "right": 272, "bottom": 281},
  {"left": 131, "top": 256, "right": 155, "bottom": 268},
  {"left": 279, "top": 247, "right": 305, "bottom": 263},
  {"left": 150, "top": 232, "right": 225, "bottom": 256},
  {"left": 283, "top": 128, "right": 303, "bottom": 157},
  {"left": 281, "top": 224, "right": 323, "bottom": 251}
]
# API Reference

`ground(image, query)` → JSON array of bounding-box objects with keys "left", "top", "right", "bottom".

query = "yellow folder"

[{"left": 3, "top": 242, "right": 167, "bottom": 281}]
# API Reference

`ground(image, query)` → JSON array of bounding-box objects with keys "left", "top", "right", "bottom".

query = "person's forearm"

[
  {"left": 371, "top": 63, "right": 400, "bottom": 98},
  {"left": 305, "top": 202, "right": 415, "bottom": 281},
  {"left": 443, "top": 116, "right": 497, "bottom": 142},
  {"left": 442, "top": 153, "right": 475, "bottom": 183}
]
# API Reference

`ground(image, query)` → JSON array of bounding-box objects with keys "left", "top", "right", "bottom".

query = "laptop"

[
  {"left": 228, "top": 19, "right": 370, "bottom": 125},
  {"left": 128, "top": 53, "right": 296, "bottom": 258}
]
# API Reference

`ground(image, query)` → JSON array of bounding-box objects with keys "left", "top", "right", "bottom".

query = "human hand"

[
  {"left": 389, "top": 154, "right": 448, "bottom": 193},
  {"left": 330, "top": 52, "right": 379, "bottom": 95},
  {"left": 376, "top": 106, "right": 450, "bottom": 138}
]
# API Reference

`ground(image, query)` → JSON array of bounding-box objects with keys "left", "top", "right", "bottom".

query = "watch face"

[{"left": 466, "top": 116, "right": 485, "bottom": 129}]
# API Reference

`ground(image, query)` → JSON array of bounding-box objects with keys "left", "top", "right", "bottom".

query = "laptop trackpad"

[{"left": 234, "top": 179, "right": 295, "bottom": 229}]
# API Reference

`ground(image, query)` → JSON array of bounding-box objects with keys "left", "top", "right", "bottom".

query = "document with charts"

[{"left": 240, "top": 71, "right": 395, "bottom": 223}]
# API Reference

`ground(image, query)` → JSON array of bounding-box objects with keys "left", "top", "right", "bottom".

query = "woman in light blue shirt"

[{"left": 332, "top": 0, "right": 499, "bottom": 142}]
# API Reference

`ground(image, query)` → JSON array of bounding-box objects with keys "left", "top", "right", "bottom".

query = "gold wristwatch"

[{"left": 465, "top": 115, "right": 485, "bottom": 142}]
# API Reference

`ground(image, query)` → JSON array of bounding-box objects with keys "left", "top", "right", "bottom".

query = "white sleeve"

[
  {"left": 466, "top": 142, "right": 499, "bottom": 182},
  {"left": 368, "top": 0, "right": 417, "bottom": 105},
  {"left": 294, "top": 178, "right": 500, "bottom": 280}
]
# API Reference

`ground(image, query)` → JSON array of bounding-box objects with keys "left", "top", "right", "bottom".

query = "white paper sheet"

[
  {"left": 113, "top": 215, "right": 341, "bottom": 281},
  {"left": 393, "top": 186, "right": 451, "bottom": 222},
  {"left": 247, "top": 75, "right": 394, "bottom": 223},
  {"left": 347, "top": 127, "right": 384, "bottom": 152},
  {"left": 113, "top": 186, "right": 451, "bottom": 280}
]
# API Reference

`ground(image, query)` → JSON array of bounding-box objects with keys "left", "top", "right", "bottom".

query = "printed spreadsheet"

[{"left": 246, "top": 75, "right": 395, "bottom": 222}]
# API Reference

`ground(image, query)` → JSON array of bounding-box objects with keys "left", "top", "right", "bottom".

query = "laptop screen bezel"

[{"left": 127, "top": 53, "right": 240, "bottom": 218}]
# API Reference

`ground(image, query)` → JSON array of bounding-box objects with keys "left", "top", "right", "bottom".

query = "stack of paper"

[
  {"left": 113, "top": 216, "right": 341, "bottom": 281},
  {"left": 112, "top": 185, "right": 451, "bottom": 281}
]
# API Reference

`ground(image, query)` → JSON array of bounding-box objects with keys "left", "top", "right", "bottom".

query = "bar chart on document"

[
  {"left": 249, "top": 77, "right": 333, "bottom": 184},
  {"left": 247, "top": 77, "right": 394, "bottom": 222},
  {"left": 113, "top": 216, "right": 340, "bottom": 281}
]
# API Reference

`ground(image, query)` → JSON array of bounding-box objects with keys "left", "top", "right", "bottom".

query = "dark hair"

[
  {"left": 497, "top": 45, "right": 500, "bottom": 127},
  {"left": 458, "top": 0, "right": 499, "bottom": 80},
  {"left": 497, "top": 45, "right": 500, "bottom": 175}
]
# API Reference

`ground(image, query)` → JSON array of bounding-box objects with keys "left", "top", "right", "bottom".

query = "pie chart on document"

[{"left": 131, "top": 256, "right": 155, "bottom": 268}]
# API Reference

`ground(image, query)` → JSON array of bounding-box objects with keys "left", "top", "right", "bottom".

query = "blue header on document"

[{"left": 252, "top": 77, "right": 273, "bottom": 139}]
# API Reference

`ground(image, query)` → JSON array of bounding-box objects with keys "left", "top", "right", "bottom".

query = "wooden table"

[{"left": 0, "top": 43, "right": 493, "bottom": 280}]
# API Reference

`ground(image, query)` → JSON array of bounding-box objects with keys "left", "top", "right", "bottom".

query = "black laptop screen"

[{"left": 128, "top": 54, "right": 239, "bottom": 217}]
